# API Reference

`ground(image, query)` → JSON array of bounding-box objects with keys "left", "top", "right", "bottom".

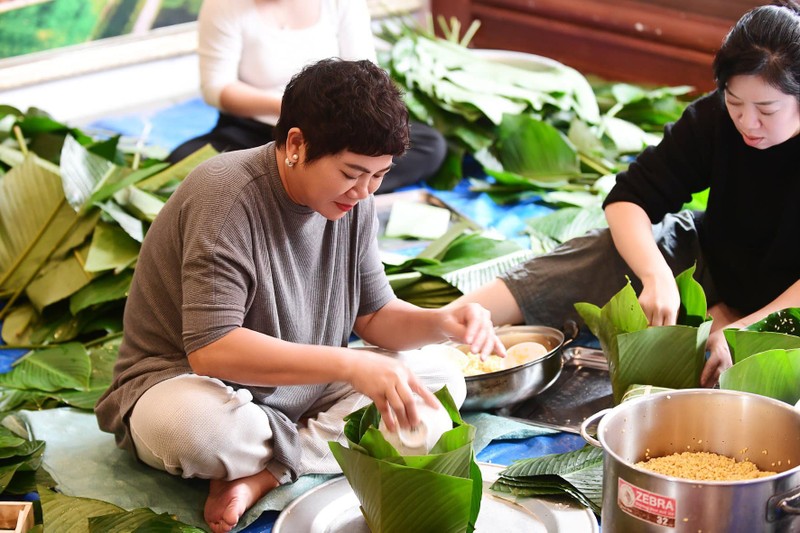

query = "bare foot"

[{"left": 204, "top": 469, "right": 280, "bottom": 533}]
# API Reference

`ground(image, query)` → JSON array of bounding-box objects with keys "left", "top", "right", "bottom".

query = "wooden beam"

[{"left": 431, "top": 0, "right": 759, "bottom": 90}]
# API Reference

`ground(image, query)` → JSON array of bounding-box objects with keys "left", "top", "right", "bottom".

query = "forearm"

[
  {"left": 187, "top": 327, "right": 356, "bottom": 386},
  {"left": 717, "top": 279, "right": 800, "bottom": 330},
  {"left": 355, "top": 299, "right": 450, "bottom": 351},
  {"left": 218, "top": 82, "right": 282, "bottom": 119},
  {"left": 605, "top": 201, "right": 672, "bottom": 283},
  {"left": 446, "top": 279, "right": 523, "bottom": 326}
]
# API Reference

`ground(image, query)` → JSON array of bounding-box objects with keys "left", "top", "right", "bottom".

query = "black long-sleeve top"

[{"left": 603, "top": 91, "right": 800, "bottom": 314}]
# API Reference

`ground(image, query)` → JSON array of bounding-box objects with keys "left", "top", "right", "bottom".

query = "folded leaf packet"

[
  {"left": 575, "top": 265, "right": 712, "bottom": 404},
  {"left": 620, "top": 384, "right": 674, "bottom": 403},
  {"left": 329, "top": 387, "right": 482, "bottom": 533},
  {"left": 724, "top": 307, "right": 800, "bottom": 364},
  {"left": 719, "top": 308, "right": 800, "bottom": 404}
]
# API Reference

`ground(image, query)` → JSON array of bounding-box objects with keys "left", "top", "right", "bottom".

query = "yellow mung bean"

[{"left": 636, "top": 451, "right": 776, "bottom": 481}]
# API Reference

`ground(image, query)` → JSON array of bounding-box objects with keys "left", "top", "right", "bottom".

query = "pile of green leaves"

[
  {"left": 0, "top": 105, "right": 214, "bottom": 392},
  {"left": 720, "top": 308, "right": 800, "bottom": 404},
  {"left": 492, "top": 445, "right": 603, "bottom": 515},
  {"left": 385, "top": 221, "right": 534, "bottom": 308},
  {"left": 0, "top": 105, "right": 215, "bottom": 524},
  {"left": 329, "top": 387, "right": 482, "bottom": 533},
  {"left": 0, "top": 339, "right": 119, "bottom": 413},
  {"left": 575, "top": 266, "right": 712, "bottom": 404},
  {"left": 378, "top": 18, "right": 692, "bottom": 208},
  {"left": 0, "top": 414, "right": 50, "bottom": 498}
]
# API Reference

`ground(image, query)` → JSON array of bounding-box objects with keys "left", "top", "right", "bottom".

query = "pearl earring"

[{"left": 285, "top": 153, "right": 299, "bottom": 168}]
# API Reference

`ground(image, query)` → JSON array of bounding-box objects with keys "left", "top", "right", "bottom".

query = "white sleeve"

[
  {"left": 335, "top": 0, "right": 378, "bottom": 62},
  {"left": 197, "top": 0, "right": 243, "bottom": 109}
]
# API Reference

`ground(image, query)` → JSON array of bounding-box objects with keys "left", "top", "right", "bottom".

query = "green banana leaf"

[
  {"left": 56, "top": 338, "right": 119, "bottom": 410},
  {"left": 136, "top": 144, "right": 218, "bottom": 193},
  {"left": 39, "top": 485, "right": 205, "bottom": 532},
  {"left": 379, "top": 22, "right": 689, "bottom": 204},
  {"left": 386, "top": 227, "right": 529, "bottom": 307},
  {"left": 84, "top": 222, "right": 140, "bottom": 273},
  {"left": 594, "top": 82, "right": 692, "bottom": 132},
  {"left": 0, "top": 336, "right": 116, "bottom": 413},
  {"left": 0, "top": 343, "right": 91, "bottom": 392},
  {"left": 1, "top": 298, "right": 123, "bottom": 349},
  {"left": 487, "top": 115, "right": 583, "bottom": 187},
  {"left": 491, "top": 445, "right": 603, "bottom": 514},
  {"left": 575, "top": 266, "right": 711, "bottom": 403},
  {"left": 742, "top": 307, "right": 800, "bottom": 334},
  {"left": 59, "top": 135, "right": 117, "bottom": 213},
  {"left": 724, "top": 308, "right": 800, "bottom": 363},
  {"left": 69, "top": 270, "right": 133, "bottom": 315},
  {"left": 415, "top": 232, "right": 523, "bottom": 277},
  {"left": 719, "top": 349, "right": 800, "bottom": 404},
  {"left": 329, "top": 387, "right": 482, "bottom": 533},
  {"left": 0, "top": 108, "right": 212, "bottom": 342},
  {"left": 615, "top": 323, "right": 710, "bottom": 401},
  {"left": 525, "top": 206, "right": 607, "bottom": 254},
  {"left": 600, "top": 116, "right": 661, "bottom": 154},
  {"left": 1, "top": 303, "right": 38, "bottom": 345},
  {"left": 25, "top": 243, "right": 94, "bottom": 312},
  {"left": 0, "top": 415, "right": 47, "bottom": 494},
  {"left": 0, "top": 154, "right": 85, "bottom": 296},
  {"left": 114, "top": 186, "right": 167, "bottom": 223},
  {"left": 97, "top": 199, "right": 145, "bottom": 243}
]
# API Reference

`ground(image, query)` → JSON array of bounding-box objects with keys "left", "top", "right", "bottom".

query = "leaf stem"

[
  {"left": 12, "top": 125, "right": 28, "bottom": 156},
  {"left": 2, "top": 331, "right": 123, "bottom": 351},
  {"left": 84, "top": 331, "right": 123, "bottom": 348}
]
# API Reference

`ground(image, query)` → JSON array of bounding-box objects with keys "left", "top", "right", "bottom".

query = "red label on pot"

[{"left": 617, "top": 478, "right": 676, "bottom": 527}]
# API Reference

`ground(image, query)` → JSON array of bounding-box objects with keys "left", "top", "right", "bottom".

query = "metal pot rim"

[{"left": 597, "top": 388, "right": 800, "bottom": 484}]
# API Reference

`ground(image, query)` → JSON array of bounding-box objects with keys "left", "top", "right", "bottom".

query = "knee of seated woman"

[{"left": 130, "top": 375, "right": 274, "bottom": 478}]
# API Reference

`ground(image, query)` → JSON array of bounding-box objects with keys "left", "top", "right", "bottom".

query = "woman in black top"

[{"left": 452, "top": 1, "right": 800, "bottom": 387}]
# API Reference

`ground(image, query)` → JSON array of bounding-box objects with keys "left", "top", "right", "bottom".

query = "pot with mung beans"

[{"left": 580, "top": 389, "right": 800, "bottom": 532}]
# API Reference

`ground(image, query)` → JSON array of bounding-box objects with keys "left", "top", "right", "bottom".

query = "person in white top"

[{"left": 168, "top": 0, "right": 448, "bottom": 193}]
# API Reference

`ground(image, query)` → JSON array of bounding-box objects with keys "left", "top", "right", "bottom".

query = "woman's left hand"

[
  {"left": 700, "top": 329, "right": 733, "bottom": 387},
  {"left": 438, "top": 303, "right": 507, "bottom": 361}
]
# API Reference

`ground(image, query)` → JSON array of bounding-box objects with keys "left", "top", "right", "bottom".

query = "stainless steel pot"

[
  {"left": 459, "top": 323, "right": 576, "bottom": 411},
  {"left": 580, "top": 389, "right": 800, "bottom": 532}
]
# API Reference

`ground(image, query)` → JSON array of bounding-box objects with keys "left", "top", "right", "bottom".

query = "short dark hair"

[
  {"left": 273, "top": 58, "right": 410, "bottom": 163},
  {"left": 713, "top": 1, "right": 800, "bottom": 100}
]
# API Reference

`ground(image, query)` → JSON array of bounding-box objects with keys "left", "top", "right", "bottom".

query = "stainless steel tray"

[
  {"left": 273, "top": 463, "right": 599, "bottom": 533},
  {"left": 503, "top": 346, "right": 614, "bottom": 434}
]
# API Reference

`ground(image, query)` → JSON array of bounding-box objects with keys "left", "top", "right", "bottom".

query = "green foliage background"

[{"left": 0, "top": 0, "right": 201, "bottom": 60}]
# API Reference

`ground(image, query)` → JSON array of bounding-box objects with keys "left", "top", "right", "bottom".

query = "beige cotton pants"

[{"left": 128, "top": 349, "right": 466, "bottom": 484}]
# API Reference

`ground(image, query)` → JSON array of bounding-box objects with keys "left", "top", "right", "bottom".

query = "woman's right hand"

[
  {"left": 345, "top": 350, "right": 437, "bottom": 433},
  {"left": 638, "top": 272, "right": 681, "bottom": 326},
  {"left": 605, "top": 202, "right": 680, "bottom": 326}
]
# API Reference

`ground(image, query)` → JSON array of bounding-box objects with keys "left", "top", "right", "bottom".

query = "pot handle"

[
  {"left": 561, "top": 319, "right": 579, "bottom": 347},
  {"left": 579, "top": 408, "right": 611, "bottom": 448},
  {"left": 768, "top": 486, "right": 800, "bottom": 521},
  {"left": 778, "top": 490, "right": 800, "bottom": 515}
]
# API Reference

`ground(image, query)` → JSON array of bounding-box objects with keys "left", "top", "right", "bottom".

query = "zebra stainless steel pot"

[{"left": 580, "top": 389, "right": 800, "bottom": 532}]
